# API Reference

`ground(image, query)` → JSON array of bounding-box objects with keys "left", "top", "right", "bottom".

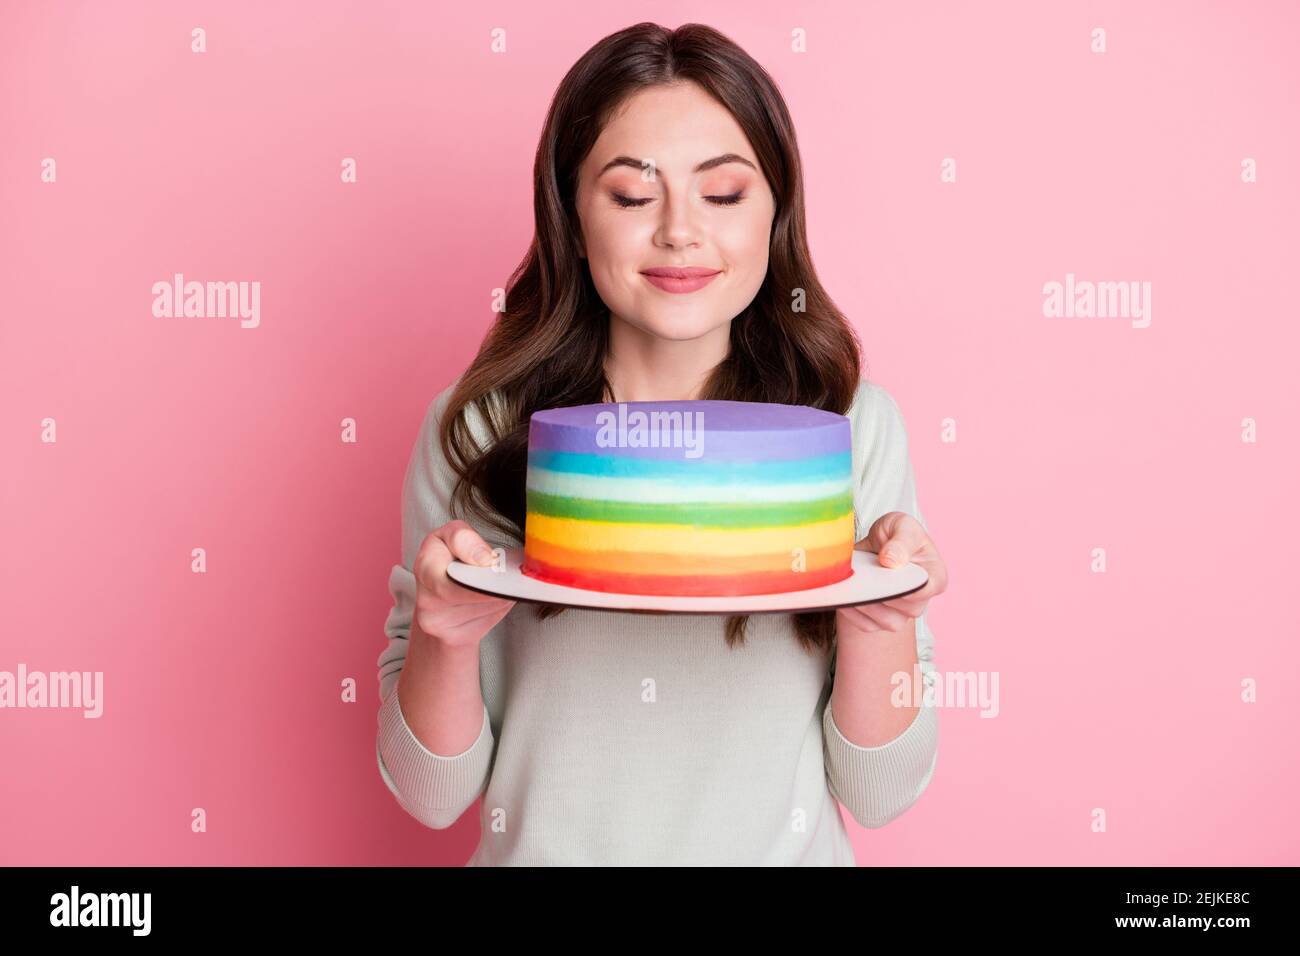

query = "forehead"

[{"left": 587, "top": 82, "right": 753, "bottom": 172}]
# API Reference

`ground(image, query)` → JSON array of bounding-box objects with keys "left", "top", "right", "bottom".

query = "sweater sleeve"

[
  {"left": 374, "top": 383, "right": 505, "bottom": 830},
  {"left": 822, "top": 380, "right": 940, "bottom": 829}
]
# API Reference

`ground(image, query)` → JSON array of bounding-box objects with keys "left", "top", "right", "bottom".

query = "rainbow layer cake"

[{"left": 521, "top": 399, "right": 855, "bottom": 596}]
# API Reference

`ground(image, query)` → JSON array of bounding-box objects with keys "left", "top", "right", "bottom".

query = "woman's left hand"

[{"left": 838, "top": 511, "right": 949, "bottom": 633}]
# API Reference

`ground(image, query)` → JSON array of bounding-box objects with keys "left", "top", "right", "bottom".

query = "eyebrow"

[{"left": 597, "top": 153, "right": 757, "bottom": 178}]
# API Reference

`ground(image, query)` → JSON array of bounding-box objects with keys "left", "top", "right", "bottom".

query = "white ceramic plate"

[{"left": 446, "top": 547, "right": 928, "bottom": 615}]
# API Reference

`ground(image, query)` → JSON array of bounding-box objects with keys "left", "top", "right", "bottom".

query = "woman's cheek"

[
  {"left": 727, "top": 235, "right": 770, "bottom": 293},
  {"left": 584, "top": 232, "right": 629, "bottom": 293}
]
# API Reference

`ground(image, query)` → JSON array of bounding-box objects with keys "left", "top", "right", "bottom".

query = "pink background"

[{"left": 2, "top": 0, "right": 1297, "bottom": 866}]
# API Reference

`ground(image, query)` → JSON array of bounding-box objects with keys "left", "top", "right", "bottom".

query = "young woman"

[{"left": 375, "top": 21, "right": 949, "bottom": 866}]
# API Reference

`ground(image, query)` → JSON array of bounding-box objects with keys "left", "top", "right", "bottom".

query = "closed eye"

[{"left": 610, "top": 192, "right": 745, "bottom": 208}]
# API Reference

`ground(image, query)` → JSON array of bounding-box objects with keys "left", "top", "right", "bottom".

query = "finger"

[
  {"left": 840, "top": 605, "right": 891, "bottom": 632},
  {"left": 854, "top": 516, "right": 895, "bottom": 553},
  {"left": 436, "top": 567, "right": 509, "bottom": 605},
  {"left": 413, "top": 533, "right": 453, "bottom": 591},
  {"left": 878, "top": 603, "right": 925, "bottom": 623},
  {"left": 415, "top": 533, "right": 500, "bottom": 604},
  {"left": 926, "top": 559, "right": 949, "bottom": 595},
  {"left": 842, "top": 601, "right": 912, "bottom": 632},
  {"left": 880, "top": 593, "right": 928, "bottom": 616},
  {"left": 421, "top": 600, "right": 515, "bottom": 643},
  {"left": 855, "top": 512, "right": 918, "bottom": 557},
  {"left": 437, "top": 520, "right": 497, "bottom": 566},
  {"left": 879, "top": 523, "right": 928, "bottom": 568},
  {"left": 432, "top": 597, "right": 516, "bottom": 630},
  {"left": 446, "top": 599, "right": 515, "bottom": 636}
]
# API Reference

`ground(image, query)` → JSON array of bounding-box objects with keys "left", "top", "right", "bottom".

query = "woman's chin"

[{"left": 629, "top": 314, "right": 731, "bottom": 343}]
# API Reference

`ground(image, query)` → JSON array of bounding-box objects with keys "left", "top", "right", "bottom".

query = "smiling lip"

[{"left": 640, "top": 266, "right": 722, "bottom": 293}]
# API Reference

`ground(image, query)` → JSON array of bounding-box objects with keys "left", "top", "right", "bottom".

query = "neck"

[{"left": 604, "top": 313, "right": 731, "bottom": 402}]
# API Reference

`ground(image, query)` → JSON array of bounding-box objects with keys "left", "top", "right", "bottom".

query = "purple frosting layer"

[{"left": 528, "top": 399, "right": 850, "bottom": 461}]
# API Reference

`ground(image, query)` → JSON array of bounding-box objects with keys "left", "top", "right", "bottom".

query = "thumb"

[
  {"left": 860, "top": 512, "right": 917, "bottom": 567},
  {"left": 859, "top": 511, "right": 903, "bottom": 554},
  {"left": 880, "top": 541, "right": 908, "bottom": 567}
]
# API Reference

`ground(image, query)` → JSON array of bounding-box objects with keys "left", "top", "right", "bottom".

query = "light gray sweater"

[{"left": 375, "top": 377, "right": 940, "bottom": 865}]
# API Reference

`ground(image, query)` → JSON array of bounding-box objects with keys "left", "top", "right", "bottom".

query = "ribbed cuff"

[
  {"left": 823, "top": 700, "right": 939, "bottom": 828},
  {"left": 377, "top": 684, "right": 494, "bottom": 812}
]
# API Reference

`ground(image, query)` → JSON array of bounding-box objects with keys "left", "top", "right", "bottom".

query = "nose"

[{"left": 654, "top": 193, "right": 701, "bottom": 250}]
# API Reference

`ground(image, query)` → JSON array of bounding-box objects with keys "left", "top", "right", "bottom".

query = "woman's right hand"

[{"left": 411, "top": 519, "right": 516, "bottom": 649}]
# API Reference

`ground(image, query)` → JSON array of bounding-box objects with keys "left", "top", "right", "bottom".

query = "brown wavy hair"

[{"left": 439, "top": 21, "right": 862, "bottom": 652}]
